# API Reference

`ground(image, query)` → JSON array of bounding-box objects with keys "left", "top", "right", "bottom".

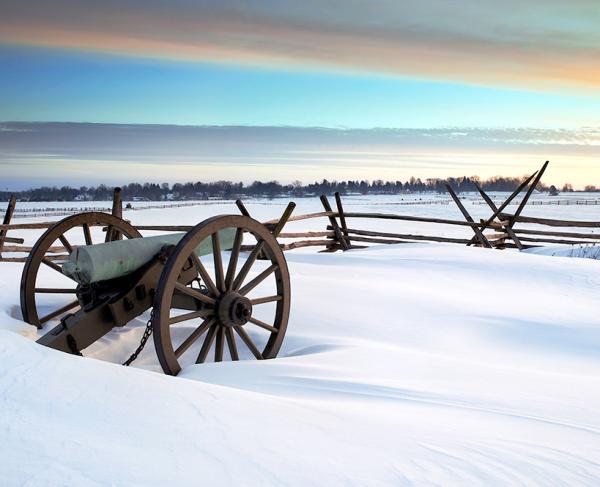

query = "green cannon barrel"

[{"left": 62, "top": 229, "right": 236, "bottom": 284}]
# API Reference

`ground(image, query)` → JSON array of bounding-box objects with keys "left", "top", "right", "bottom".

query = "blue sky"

[
  {"left": 0, "top": 0, "right": 599, "bottom": 188},
  {"left": 1, "top": 46, "right": 599, "bottom": 129}
]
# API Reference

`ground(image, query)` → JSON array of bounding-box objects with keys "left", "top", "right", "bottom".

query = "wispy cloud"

[
  {"left": 0, "top": 123, "right": 598, "bottom": 189},
  {"left": 1, "top": 1, "right": 599, "bottom": 92}
]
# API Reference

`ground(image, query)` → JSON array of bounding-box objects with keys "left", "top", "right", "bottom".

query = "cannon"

[{"left": 20, "top": 212, "right": 290, "bottom": 375}]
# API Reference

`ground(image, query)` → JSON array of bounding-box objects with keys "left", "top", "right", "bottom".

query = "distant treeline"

[{"left": 1, "top": 176, "right": 591, "bottom": 202}]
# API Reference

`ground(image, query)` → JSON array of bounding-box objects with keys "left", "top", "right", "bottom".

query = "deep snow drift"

[{"left": 1, "top": 200, "right": 600, "bottom": 485}]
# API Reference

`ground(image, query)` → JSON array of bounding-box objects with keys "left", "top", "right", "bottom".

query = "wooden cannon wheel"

[
  {"left": 153, "top": 215, "right": 291, "bottom": 375},
  {"left": 21, "top": 212, "right": 142, "bottom": 328}
]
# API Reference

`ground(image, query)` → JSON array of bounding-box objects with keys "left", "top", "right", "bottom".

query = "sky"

[{"left": 0, "top": 0, "right": 599, "bottom": 189}]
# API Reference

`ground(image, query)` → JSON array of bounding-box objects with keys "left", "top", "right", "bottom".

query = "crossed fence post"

[
  {"left": 447, "top": 161, "right": 549, "bottom": 249},
  {"left": 235, "top": 199, "right": 296, "bottom": 257}
]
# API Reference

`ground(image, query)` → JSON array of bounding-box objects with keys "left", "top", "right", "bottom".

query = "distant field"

[{"left": 2, "top": 193, "right": 600, "bottom": 248}]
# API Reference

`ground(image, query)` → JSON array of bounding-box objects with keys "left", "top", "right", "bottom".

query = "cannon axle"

[{"left": 217, "top": 292, "right": 253, "bottom": 327}]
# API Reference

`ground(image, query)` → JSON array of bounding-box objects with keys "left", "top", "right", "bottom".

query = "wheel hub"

[{"left": 217, "top": 292, "right": 252, "bottom": 327}]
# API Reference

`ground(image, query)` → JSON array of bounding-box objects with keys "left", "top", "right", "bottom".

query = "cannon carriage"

[{"left": 20, "top": 212, "right": 291, "bottom": 375}]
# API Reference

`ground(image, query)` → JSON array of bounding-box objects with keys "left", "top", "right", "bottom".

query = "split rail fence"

[{"left": 2, "top": 161, "right": 599, "bottom": 263}]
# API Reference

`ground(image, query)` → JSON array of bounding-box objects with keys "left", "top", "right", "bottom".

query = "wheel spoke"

[
  {"left": 225, "top": 328, "right": 239, "bottom": 360},
  {"left": 212, "top": 232, "right": 225, "bottom": 293},
  {"left": 232, "top": 240, "right": 264, "bottom": 291},
  {"left": 248, "top": 317, "right": 278, "bottom": 334},
  {"left": 42, "top": 257, "right": 69, "bottom": 275},
  {"left": 39, "top": 300, "right": 79, "bottom": 325},
  {"left": 191, "top": 254, "right": 219, "bottom": 297},
  {"left": 169, "top": 309, "right": 213, "bottom": 325},
  {"left": 214, "top": 327, "right": 225, "bottom": 362},
  {"left": 225, "top": 228, "right": 243, "bottom": 291},
  {"left": 238, "top": 264, "right": 277, "bottom": 296},
  {"left": 35, "top": 288, "right": 77, "bottom": 294},
  {"left": 250, "top": 295, "right": 282, "bottom": 305},
  {"left": 174, "top": 282, "right": 216, "bottom": 306},
  {"left": 58, "top": 234, "right": 73, "bottom": 253},
  {"left": 196, "top": 325, "right": 218, "bottom": 364},
  {"left": 234, "top": 326, "right": 263, "bottom": 359},
  {"left": 175, "top": 318, "right": 213, "bottom": 358},
  {"left": 82, "top": 223, "right": 93, "bottom": 246}
]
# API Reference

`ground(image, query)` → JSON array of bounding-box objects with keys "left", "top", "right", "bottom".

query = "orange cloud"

[{"left": 1, "top": 1, "right": 600, "bottom": 93}]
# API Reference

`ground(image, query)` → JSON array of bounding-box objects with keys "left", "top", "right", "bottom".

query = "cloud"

[
  {"left": 1, "top": 1, "right": 600, "bottom": 92},
  {"left": 0, "top": 122, "right": 598, "bottom": 189}
]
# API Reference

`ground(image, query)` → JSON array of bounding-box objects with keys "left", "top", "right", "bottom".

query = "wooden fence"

[
  {"left": 473, "top": 198, "right": 600, "bottom": 206},
  {"left": 2, "top": 162, "right": 599, "bottom": 263}
]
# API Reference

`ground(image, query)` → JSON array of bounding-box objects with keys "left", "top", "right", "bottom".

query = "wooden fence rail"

[{"left": 2, "top": 162, "right": 600, "bottom": 262}]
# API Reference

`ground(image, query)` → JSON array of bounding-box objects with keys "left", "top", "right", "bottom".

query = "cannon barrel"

[{"left": 62, "top": 229, "right": 236, "bottom": 284}]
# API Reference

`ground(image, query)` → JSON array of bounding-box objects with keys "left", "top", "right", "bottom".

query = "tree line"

[{"left": 1, "top": 175, "right": 585, "bottom": 202}]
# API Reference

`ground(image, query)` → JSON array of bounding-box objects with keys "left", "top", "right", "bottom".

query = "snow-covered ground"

[{"left": 1, "top": 198, "right": 600, "bottom": 486}]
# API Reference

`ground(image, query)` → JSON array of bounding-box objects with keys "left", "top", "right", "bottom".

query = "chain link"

[
  {"left": 123, "top": 310, "right": 154, "bottom": 367},
  {"left": 122, "top": 281, "right": 206, "bottom": 367}
]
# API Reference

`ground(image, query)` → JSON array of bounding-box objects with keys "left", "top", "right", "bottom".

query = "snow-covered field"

[{"left": 1, "top": 197, "right": 600, "bottom": 486}]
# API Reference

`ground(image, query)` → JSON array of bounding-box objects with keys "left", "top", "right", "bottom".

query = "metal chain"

[
  {"left": 122, "top": 279, "right": 206, "bottom": 367},
  {"left": 123, "top": 310, "right": 154, "bottom": 367}
]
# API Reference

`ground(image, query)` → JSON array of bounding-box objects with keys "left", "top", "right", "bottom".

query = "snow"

[
  {"left": 525, "top": 245, "right": 600, "bottom": 260},
  {"left": 1, "top": 199, "right": 600, "bottom": 485}
]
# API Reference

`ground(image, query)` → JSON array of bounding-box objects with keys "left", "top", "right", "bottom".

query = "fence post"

[
  {"left": 235, "top": 199, "right": 251, "bottom": 217},
  {"left": 112, "top": 187, "right": 123, "bottom": 219},
  {"left": 107, "top": 187, "right": 123, "bottom": 241},
  {"left": 271, "top": 202, "right": 296, "bottom": 238},
  {"left": 320, "top": 195, "right": 349, "bottom": 251},
  {"left": 334, "top": 192, "right": 351, "bottom": 247},
  {"left": 445, "top": 185, "right": 492, "bottom": 248},
  {"left": 235, "top": 199, "right": 295, "bottom": 257},
  {"left": 0, "top": 195, "right": 17, "bottom": 258},
  {"left": 509, "top": 161, "right": 549, "bottom": 227}
]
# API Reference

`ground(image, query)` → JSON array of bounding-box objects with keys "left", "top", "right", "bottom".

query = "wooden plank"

[
  {"left": 241, "top": 239, "right": 332, "bottom": 252},
  {"left": 0, "top": 195, "right": 17, "bottom": 258},
  {"left": 271, "top": 202, "right": 296, "bottom": 238},
  {"left": 278, "top": 231, "right": 334, "bottom": 238},
  {"left": 498, "top": 214, "right": 600, "bottom": 228},
  {"left": 235, "top": 199, "right": 251, "bottom": 217},
  {"left": 508, "top": 160, "right": 549, "bottom": 227},
  {"left": 347, "top": 236, "right": 416, "bottom": 245},
  {"left": 1, "top": 255, "right": 68, "bottom": 263},
  {"left": 445, "top": 184, "right": 491, "bottom": 248},
  {"left": 475, "top": 183, "right": 524, "bottom": 249},
  {"left": 262, "top": 211, "right": 334, "bottom": 225},
  {"left": 280, "top": 240, "right": 333, "bottom": 251},
  {"left": 0, "top": 245, "right": 64, "bottom": 253},
  {"left": 0, "top": 236, "right": 25, "bottom": 244},
  {"left": 341, "top": 212, "right": 484, "bottom": 228},
  {"left": 112, "top": 187, "right": 123, "bottom": 219},
  {"left": 334, "top": 192, "right": 351, "bottom": 246},
  {"left": 109, "top": 187, "right": 123, "bottom": 241},
  {"left": 470, "top": 171, "right": 539, "bottom": 242},
  {"left": 328, "top": 226, "right": 471, "bottom": 244},
  {"left": 235, "top": 200, "right": 295, "bottom": 258},
  {"left": 516, "top": 236, "right": 597, "bottom": 246},
  {"left": 0, "top": 222, "right": 55, "bottom": 230},
  {"left": 513, "top": 228, "right": 600, "bottom": 240},
  {"left": 320, "top": 195, "right": 349, "bottom": 250}
]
